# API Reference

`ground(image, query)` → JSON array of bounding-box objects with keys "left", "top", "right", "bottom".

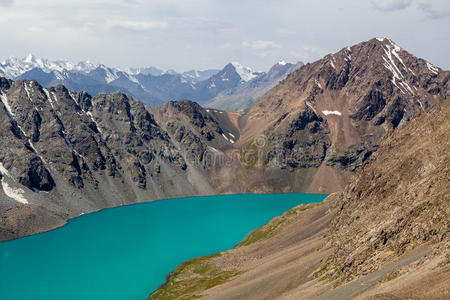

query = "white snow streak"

[
  {"left": 222, "top": 133, "right": 235, "bottom": 143},
  {"left": 23, "top": 82, "right": 33, "bottom": 102},
  {"left": 0, "top": 163, "right": 10, "bottom": 177},
  {"left": 87, "top": 111, "right": 103, "bottom": 136},
  {"left": 0, "top": 93, "right": 14, "bottom": 117},
  {"left": 207, "top": 146, "right": 220, "bottom": 153},
  {"left": 322, "top": 110, "right": 342, "bottom": 116},
  {"left": 43, "top": 88, "right": 55, "bottom": 109},
  {"left": 426, "top": 62, "right": 439, "bottom": 75},
  {"left": 1, "top": 180, "right": 29, "bottom": 204},
  {"left": 330, "top": 58, "right": 336, "bottom": 69},
  {"left": 381, "top": 39, "right": 415, "bottom": 95},
  {"left": 315, "top": 79, "right": 322, "bottom": 89},
  {"left": 305, "top": 101, "right": 318, "bottom": 114},
  {"left": 0, "top": 165, "right": 29, "bottom": 204}
]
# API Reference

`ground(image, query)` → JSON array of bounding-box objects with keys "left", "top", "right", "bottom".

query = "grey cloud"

[
  {"left": 371, "top": 0, "right": 413, "bottom": 11},
  {"left": 242, "top": 40, "right": 281, "bottom": 50},
  {"left": 0, "top": 0, "right": 13, "bottom": 6},
  {"left": 105, "top": 19, "right": 168, "bottom": 32},
  {"left": 417, "top": 3, "right": 450, "bottom": 19}
]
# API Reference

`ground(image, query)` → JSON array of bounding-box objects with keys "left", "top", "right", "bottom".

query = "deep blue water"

[{"left": 0, "top": 193, "right": 327, "bottom": 300}]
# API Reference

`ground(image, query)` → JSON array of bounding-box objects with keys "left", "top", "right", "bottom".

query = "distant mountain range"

[
  {"left": 205, "top": 60, "right": 303, "bottom": 110},
  {"left": 0, "top": 55, "right": 301, "bottom": 108}
]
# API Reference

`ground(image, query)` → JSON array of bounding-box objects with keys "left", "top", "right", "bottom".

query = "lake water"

[{"left": 0, "top": 193, "right": 327, "bottom": 300}]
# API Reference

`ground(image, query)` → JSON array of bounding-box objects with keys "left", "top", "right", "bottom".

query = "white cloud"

[
  {"left": 27, "top": 26, "right": 43, "bottom": 32},
  {"left": 106, "top": 19, "right": 168, "bottom": 31},
  {"left": 242, "top": 40, "right": 281, "bottom": 50},
  {"left": 0, "top": 0, "right": 448, "bottom": 71},
  {"left": 371, "top": 0, "right": 413, "bottom": 11}
]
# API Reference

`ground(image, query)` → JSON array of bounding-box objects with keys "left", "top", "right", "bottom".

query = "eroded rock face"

[
  {"left": 325, "top": 143, "right": 378, "bottom": 172},
  {"left": 265, "top": 107, "right": 331, "bottom": 169}
]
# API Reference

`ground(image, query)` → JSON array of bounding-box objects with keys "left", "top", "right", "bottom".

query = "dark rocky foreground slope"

[
  {"left": 149, "top": 99, "right": 450, "bottom": 300},
  {"left": 0, "top": 38, "right": 448, "bottom": 241}
]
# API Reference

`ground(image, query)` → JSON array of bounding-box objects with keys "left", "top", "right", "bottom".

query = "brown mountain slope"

[
  {"left": 150, "top": 99, "right": 449, "bottom": 300},
  {"left": 232, "top": 38, "right": 448, "bottom": 193}
]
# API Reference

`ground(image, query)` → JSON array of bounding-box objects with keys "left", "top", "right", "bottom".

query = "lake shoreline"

[
  {"left": 0, "top": 193, "right": 328, "bottom": 300},
  {"left": 0, "top": 192, "right": 328, "bottom": 243}
]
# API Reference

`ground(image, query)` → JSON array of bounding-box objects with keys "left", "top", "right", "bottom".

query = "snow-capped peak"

[
  {"left": 24, "top": 53, "right": 36, "bottom": 63},
  {"left": 278, "top": 60, "right": 287, "bottom": 66},
  {"left": 231, "top": 62, "right": 258, "bottom": 82},
  {"left": 0, "top": 54, "right": 98, "bottom": 79}
]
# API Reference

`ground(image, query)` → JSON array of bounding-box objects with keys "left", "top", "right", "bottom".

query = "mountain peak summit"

[
  {"left": 24, "top": 53, "right": 36, "bottom": 63},
  {"left": 230, "top": 62, "right": 258, "bottom": 82}
]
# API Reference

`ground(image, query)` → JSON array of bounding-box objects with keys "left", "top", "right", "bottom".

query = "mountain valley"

[{"left": 0, "top": 38, "right": 448, "bottom": 242}]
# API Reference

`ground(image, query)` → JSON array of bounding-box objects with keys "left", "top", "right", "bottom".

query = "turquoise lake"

[{"left": 0, "top": 193, "right": 327, "bottom": 300}]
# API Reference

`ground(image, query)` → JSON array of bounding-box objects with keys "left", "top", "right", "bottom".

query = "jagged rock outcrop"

[{"left": 264, "top": 106, "right": 331, "bottom": 169}]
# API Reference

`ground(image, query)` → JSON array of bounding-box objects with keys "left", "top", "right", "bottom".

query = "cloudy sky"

[{"left": 0, "top": 0, "right": 449, "bottom": 71}]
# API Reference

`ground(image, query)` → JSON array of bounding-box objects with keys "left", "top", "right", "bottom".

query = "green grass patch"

[
  {"left": 239, "top": 141, "right": 258, "bottom": 170},
  {"left": 238, "top": 202, "right": 322, "bottom": 247},
  {"left": 150, "top": 254, "right": 241, "bottom": 300},
  {"left": 238, "top": 138, "right": 272, "bottom": 170}
]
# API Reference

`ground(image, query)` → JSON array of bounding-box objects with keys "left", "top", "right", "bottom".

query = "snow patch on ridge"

[
  {"left": 222, "top": 133, "right": 235, "bottom": 143},
  {"left": 315, "top": 79, "right": 322, "bottom": 89},
  {"left": 87, "top": 111, "right": 103, "bottom": 136},
  {"left": 102, "top": 66, "right": 119, "bottom": 83},
  {"left": 0, "top": 163, "right": 10, "bottom": 177},
  {"left": 330, "top": 58, "right": 336, "bottom": 69},
  {"left": 231, "top": 62, "right": 258, "bottom": 82},
  {"left": 426, "top": 62, "right": 439, "bottom": 75},
  {"left": 0, "top": 93, "right": 14, "bottom": 117},
  {"left": 23, "top": 82, "right": 33, "bottom": 101},
  {"left": 43, "top": 88, "right": 55, "bottom": 109},
  {"left": 1, "top": 180, "right": 29, "bottom": 204},
  {"left": 381, "top": 39, "right": 415, "bottom": 95},
  {"left": 0, "top": 163, "right": 29, "bottom": 204},
  {"left": 322, "top": 110, "right": 342, "bottom": 116}
]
